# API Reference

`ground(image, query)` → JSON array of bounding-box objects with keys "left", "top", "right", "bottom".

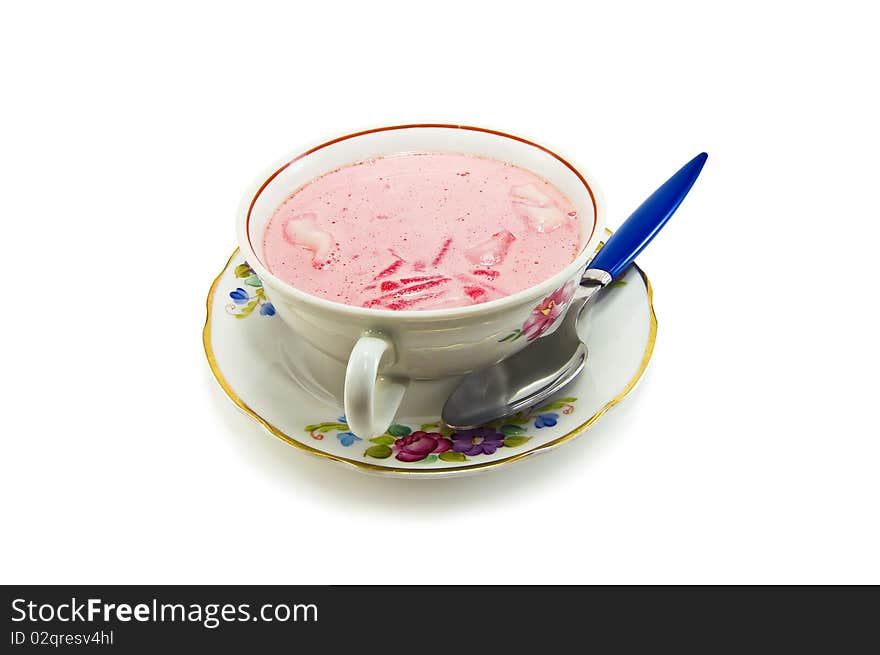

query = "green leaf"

[
  {"left": 608, "top": 280, "right": 628, "bottom": 288},
  {"left": 439, "top": 451, "right": 467, "bottom": 462},
  {"left": 304, "top": 422, "right": 346, "bottom": 433},
  {"left": 499, "top": 328, "right": 523, "bottom": 343},
  {"left": 500, "top": 424, "right": 526, "bottom": 436},
  {"left": 502, "top": 413, "right": 529, "bottom": 426},
  {"left": 234, "top": 299, "right": 259, "bottom": 319},
  {"left": 556, "top": 397, "right": 577, "bottom": 403},
  {"left": 364, "top": 445, "right": 392, "bottom": 459},
  {"left": 234, "top": 263, "right": 253, "bottom": 278},
  {"left": 244, "top": 274, "right": 263, "bottom": 287},
  {"left": 387, "top": 424, "right": 412, "bottom": 437},
  {"left": 503, "top": 436, "right": 532, "bottom": 448},
  {"left": 537, "top": 401, "right": 568, "bottom": 411},
  {"left": 420, "top": 422, "right": 453, "bottom": 437},
  {"left": 423, "top": 454, "right": 438, "bottom": 463},
  {"left": 255, "top": 287, "right": 266, "bottom": 300},
  {"left": 369, "top": 435, "right": 395, "bottom": 445}
]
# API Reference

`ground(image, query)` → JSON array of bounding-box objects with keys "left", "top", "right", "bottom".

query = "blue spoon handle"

[{"left": 589, "top": 152, "right": 708, "bottom": 280}]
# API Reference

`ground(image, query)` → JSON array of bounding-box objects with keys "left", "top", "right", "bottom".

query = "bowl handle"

[{"left": 344, "top": 334, "right": 409, "bottom": 438}]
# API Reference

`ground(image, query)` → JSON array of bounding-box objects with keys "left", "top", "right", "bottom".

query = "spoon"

[{"left": 442, "top": 152, "right": 708, "bottom": 430}]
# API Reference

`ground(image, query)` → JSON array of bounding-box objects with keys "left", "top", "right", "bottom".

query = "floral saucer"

[{"left": 203, "top": 240, "right": 657, "bottom": 477}]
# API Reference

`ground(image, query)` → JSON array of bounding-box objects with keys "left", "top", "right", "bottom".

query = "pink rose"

[
  {"left": 393, "top": 431, "right": 452, "bottom": 462},
  {"left": 521, "top": 281, "right": 576, "bottom": 341}
]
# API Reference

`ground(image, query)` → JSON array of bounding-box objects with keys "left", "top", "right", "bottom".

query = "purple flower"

[{"left": 451, "top": 427, "right": 505, "bottom": 456}]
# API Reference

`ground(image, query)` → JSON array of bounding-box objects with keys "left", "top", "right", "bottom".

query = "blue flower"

[
  {"left": 534, "top": 412, "right": 559, "bottom": 428},
  {"left": 230, "top": 287, "right": 250, "bottom": 304},
  {"left": 259, "top": 302, "right": 276, "bottom": 316},
  {"left": 338, "top": 416, "right": 347, "bottom": 423},
  {"left": 336, "top": 431, "right": 361, "bottom": 447}
]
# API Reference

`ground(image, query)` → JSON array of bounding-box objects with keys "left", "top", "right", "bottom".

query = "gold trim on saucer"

[{"left": 202, "top": 236, "right": 657, "bottom": 476}]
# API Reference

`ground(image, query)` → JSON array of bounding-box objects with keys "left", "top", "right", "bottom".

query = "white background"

[{"left": 2, "top": 1, "right": 878, "bottom": 584}]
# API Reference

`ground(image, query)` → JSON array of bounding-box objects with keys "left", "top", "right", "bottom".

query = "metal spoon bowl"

[{"left": 442, "top": 153, "right": 708, "bottom": 430}]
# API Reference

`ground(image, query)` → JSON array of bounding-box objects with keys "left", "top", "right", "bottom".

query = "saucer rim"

[{"left": 203, "top": 237, "right": 657, "bottom": 476}]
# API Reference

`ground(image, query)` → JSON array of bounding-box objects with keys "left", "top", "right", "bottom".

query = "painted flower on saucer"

[
  {"left": 393, "top": 431, "right": 452, "bottom": 462},
  {"left": 204, "top": 247, "right": 657, "bottom": 476},
  {"left": 303, "top": 397, "right": 578, "bottom": 464}
]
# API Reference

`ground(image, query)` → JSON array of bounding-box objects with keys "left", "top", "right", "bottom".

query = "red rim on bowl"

[{"left": 242, "top": 124, "right": 601, "bottom": 319}]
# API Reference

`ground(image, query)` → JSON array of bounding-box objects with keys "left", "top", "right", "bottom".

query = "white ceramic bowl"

[{"left": 237, "top": 124, "right": 605, "bottom": 437}]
